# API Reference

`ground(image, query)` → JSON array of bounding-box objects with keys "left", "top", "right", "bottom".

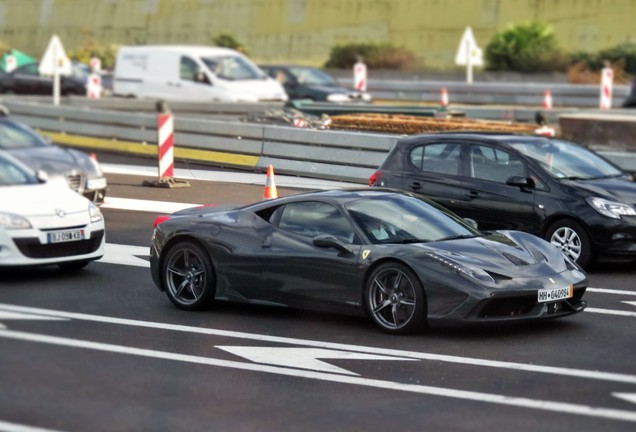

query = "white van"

[{"left": 113, "top": 45, "right": 288, "bottom": 102}]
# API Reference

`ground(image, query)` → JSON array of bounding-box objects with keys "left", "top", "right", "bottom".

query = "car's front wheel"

[
  {"left": 162, "top": 241, "right": 216, "bottom": 310},
  {"left": 364, "top": 262, "right": 427, "bottom": 334},
  {"left": 545, "top": 219, "right": 592, "bottom": 268}
]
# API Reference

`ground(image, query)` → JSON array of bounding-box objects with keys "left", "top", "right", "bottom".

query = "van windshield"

[{"left": 201, "top": 56, "right": 265, "bottom": 81}]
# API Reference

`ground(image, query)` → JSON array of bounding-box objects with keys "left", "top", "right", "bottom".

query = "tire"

[
  {"left": 364, "top": 262, "right": 427, "bottom": 334},
  {"left": 545, "top": 219, "right": 592, "bottom": 268},
  {"left": 162, "top": 241, "right": 216, "bottom": 310},
  {"left": 58, "top": 260, "right": 90, "bottom": 272}
]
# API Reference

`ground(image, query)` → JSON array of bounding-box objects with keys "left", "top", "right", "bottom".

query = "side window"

[
  {"left": 409, "top": 143, "right": 461, "bottom": 175},
  {"left": 470, "top": 145, "right": 525, "bottom": 183},
  {"left": 18, "top": 64, "right": 40, "bottom": 76},
  {"left": 277, "top": 201, "right": 358, "bottom": 244},
  {"left": 180, "top": 56, "right": 199, "bottom": 81}
]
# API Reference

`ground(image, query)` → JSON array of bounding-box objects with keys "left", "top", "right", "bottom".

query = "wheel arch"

[
  {"left": 362, "top": 258, "right": 427, "bottom": 301},
  {"left": 158, "top": 233, "right": 215, "bottom": 291},
  {"left": 540, "top": 214, "right": 591, "bottom": 239}
]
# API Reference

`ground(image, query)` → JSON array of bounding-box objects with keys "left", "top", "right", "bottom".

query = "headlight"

[
  {"left": 326, "top": 93, "right": 351, "bottom": 102},
  {"left": 0, "top": 212, "right": 32, "bottom": 229},
  {"left": 586, "top": 197, "right": 636, "bottom": 219},
  {"left": 429, "top": 253, "right": 495, "bottom": 283},
  {"left": 86, "top": 177, "right": 107, "bottom": 190},
  {"left": 89, "top": 203, "right": 103, "bottom": 223}
]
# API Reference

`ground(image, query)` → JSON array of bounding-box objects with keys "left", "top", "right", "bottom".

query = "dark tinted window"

[
  {"left": 469, "top": 145, "right": 525, "bottom": 183},
  {"left": 277, "top": 201, "right": 358, "bottom": 244},
  {"left": 180, "top": 56, "right": 199, "bottom": 81},
  {"left": 410, "top": 143, "right": 461, "bottom": 175}
]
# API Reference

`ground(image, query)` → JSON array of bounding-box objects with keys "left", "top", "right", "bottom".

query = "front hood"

[
  {"left": 223, "top": 78, "right": 288, "bottom": 102},
  {"left": 8, "top": 145, "right": 101, "bottom": 178},
  {"left": 1, "top": 179, "right": 88, "bottom": 216},
  {"left": 422, "top": 231, "right": 568, "bottom": 278},
  {"left": 562, "top": 177, "right": 636, "bottom": 206}
]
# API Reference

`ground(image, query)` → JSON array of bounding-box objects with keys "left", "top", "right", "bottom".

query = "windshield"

[
  {"left": 346, "top": 194, "right": 479, "bottom": 244},
  {"left": 509, "top": 139, "right": 622, "bottom": 180},
  {"left": 201, "top": 55, "right": 265, "bottom": 80},
  {"left": 0, "top": 120, "right": 48, "bottom": 149},
  {"left": 0, "top": 153, "right": 37, "bottom": 186},
  {"left": 288, "top": 67, "right": 336, "bottom": 85}
]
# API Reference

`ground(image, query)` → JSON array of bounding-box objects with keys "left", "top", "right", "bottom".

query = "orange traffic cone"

[
  {"left": 263, "top": 164, "right": 278, "bottom": 200},
  {"left": 543, "top": 90, "right": 553, "bottom": 109},
  {"left": 440, "top": 88, "right": 449, "bottom": 108}
]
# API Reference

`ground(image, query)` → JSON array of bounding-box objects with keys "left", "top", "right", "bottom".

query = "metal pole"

[{"left": 53, "top": 43, "right": 60, "bottom": 106}]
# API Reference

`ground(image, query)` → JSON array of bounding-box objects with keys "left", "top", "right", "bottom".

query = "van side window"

[
  {"left": 470, "top": 145, "right": 525, "bottom": 183},
  {"left": 180, "top": 56, "right": 199, "bottom": 82},
  {"left": 409, "top": 143, "right": 460, "bottom": 175}
]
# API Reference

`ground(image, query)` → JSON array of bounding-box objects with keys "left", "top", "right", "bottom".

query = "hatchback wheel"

[
  {"left": 365, "top": 262, "right": 426, "bottom": 334},
  {"left": 162, "top": 241, "right": 216, "bottom": 310},
  {"left": 545, "top": 219, "right": 592, "bottom": 268}
]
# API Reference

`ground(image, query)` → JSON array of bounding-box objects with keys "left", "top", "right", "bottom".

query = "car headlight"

[
  {"left": 586, "top": 197, "right": 636, "bottom": 219},
  {"left": 89, "top": 203, "right": 103, "bottom": 223},
  {"left": 0, "top": 212, "right": 32, "bottom": 229},
  {"left": 326, "top": 93, "right": 351, "bottom": 102},
  {"left": 86, "top": 177, "right": 107, "bottom": 190},
  {"left": 429, "top": 253, "right": 495, "bottom": 284}
]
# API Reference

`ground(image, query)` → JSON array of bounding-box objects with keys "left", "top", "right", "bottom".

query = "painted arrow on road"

[
  {"left": 99, "top": 243, "right": 150, "bottom": 268},
  {"left": 0, "top": 310, "right": 68, "bottom": 329},
  {"left": 216, "top": 346, "right": 417, "bottom": 375}
]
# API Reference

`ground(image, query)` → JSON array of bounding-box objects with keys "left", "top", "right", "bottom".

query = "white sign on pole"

[
  {"left": 455, "top": 26, "right": 483, "bottom": 84},
  {"left": 39, "top": 35, "right": 72, "bottom": 106}
]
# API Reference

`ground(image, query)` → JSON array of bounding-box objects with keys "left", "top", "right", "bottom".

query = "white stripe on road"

[
  {"left": 586, "top": 308, "right": 636, "bottom": 317},
  {"left": 587, "top": 288, "right": 636, "bottom": 296},
  {"left": 0, "top": 303, "right": 634, "bottom": 385},
  {"left": 101, "top": 197, "right": 199, "bottom": 214},
  {"left": 99, "top": 244, "right": 150, "bottom": 268},
  {"left": 0, "top": 420, "right": 66, "bottom": 432},
  {"left": 1, "top": 328, "right": 635, "bottom": 423}
]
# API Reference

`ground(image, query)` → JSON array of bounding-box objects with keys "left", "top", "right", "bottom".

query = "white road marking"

[
  {"left": 614, "top": 393, "right": 636, "bottom": 405},
  {"left": 98, "top": 244, "right": 150, "bottom": 268},
  {"left": 0, "top": 311, "right": 68, "bottom": 329},
  {"left": 1, "top": 328, "right": 635, "bottom": 423},
  {"left": 622, "top": 301, "right": 636, "bottom": 307},
  {"left": 586, "top": 308, "right": 636, "bottom": 317},
  {"left": 0, "top": 420, "right": 66, "bottom": 432},
  {"left": 102, "top": 163, "right": 359, "bottom": 190},
  {"left": 101, "top": 197, "right": 199, "bottom": 213},
  {"left": 217, "top": 346, "right": 416, "bottom": 376},
  {"left": 0, "top": 303, "right": 634, "bottom": 385},
  {"left": 587, "top": 288, "right": 636, "bottom": 296}
]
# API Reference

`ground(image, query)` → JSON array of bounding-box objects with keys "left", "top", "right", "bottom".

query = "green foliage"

[
  {"left": 570, "top": 43, "right": 636, "bottom": 75},
  {"left": 485, "top": 22, "right": 565, "bottom": 72},
  {"left": 66, "top": 28, "right": 118, "bottom": 69},
  {"left": 324, "top": 43, "right": 416, "bottom": 69},
  {"left": 211, "top": 33, "right": 249, "bottom": 55}
]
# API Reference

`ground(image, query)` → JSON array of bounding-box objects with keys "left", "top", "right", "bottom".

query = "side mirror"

[
  {"left": 506, "top": 176, "right": 535, "bottom": 190},
  {"left": 36, "top": 170, "right": 48, "bottom": 183},
  {"left": 313, "top": 234, "right": 352, "bottom": 255},
  {"left": 463, "top": 218, "right": 478, "bottom": 230}
]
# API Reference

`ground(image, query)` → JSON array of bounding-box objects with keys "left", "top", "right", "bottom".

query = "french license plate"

[
  {"left": 538, "top": 285, "right": 573, "bottom": 303},
  {"left": 48, "top": 229, "right": 85, "bottom": 244}
]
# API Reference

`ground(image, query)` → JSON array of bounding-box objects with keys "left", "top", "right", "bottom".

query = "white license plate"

[
  {"left": 47, "top": 229, "right": 85, "bottom": 244},
  {"left": 538, "top": 285, "right": 573, "bottom": 303}
]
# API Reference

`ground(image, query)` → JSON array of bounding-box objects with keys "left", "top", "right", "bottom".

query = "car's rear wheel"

[
  {"left": 364, "top": 262, "right": 427, "bottom": 334},
  {"left": 545, "top": 219, "right": 592, "bottom": 268},
  {"left": 162, "top": 241, "right": 216, "bottom": 310}
]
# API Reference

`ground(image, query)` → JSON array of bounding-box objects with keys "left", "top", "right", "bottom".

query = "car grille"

[
  {"left": 478, "top": 288, "right": 586, "bottom": 318},
  {"left": 66, "top": 172, "right": 85, "bottom": 193},
  {"left": 14, "top": 230, "right": 104, "bottom": 259}
]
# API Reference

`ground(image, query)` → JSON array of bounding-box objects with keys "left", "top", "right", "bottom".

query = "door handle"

[
  {"left": 409, "top": 182, "right": 422, "bottom": 191},
  {"left": 468, "top": 190, "right": 479, "bottom": 200}
]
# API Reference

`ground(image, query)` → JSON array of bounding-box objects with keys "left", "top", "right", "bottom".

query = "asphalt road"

[{"left": 1, "top": 153, "right": 635, "bottom": 432}]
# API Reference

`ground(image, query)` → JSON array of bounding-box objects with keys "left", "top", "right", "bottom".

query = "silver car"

[{"left": 0, "top": 108, "right": 106, "bottom": 204}]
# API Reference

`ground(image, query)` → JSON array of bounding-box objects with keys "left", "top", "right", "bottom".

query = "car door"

[
  {"left": 257, "top": 201, "right": 363, "bottom": 312},
  {"left": 455, "top": 143, "right": 542, "bottom": 233},
  {"left": 402, "top": 141, "right": 466, "bottom": 211}
]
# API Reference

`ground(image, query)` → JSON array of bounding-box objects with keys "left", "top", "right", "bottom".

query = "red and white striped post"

[
  {"left": 600, "top": 65, "right": 613, "bottom": 110},
  {"left": 86, "top": 73, "right": 102, "bottom": 99},
  {"left": 142, "top": 101, "right": 190, "bottom": 188},
  {"left": 353, "top": 59, "right": 367, "bottom": 92}
]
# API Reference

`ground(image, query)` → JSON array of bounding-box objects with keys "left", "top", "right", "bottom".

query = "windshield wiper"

[
  {"left": 393, "top": 238, "right": 430, "bottom": 244},
  {"left": 435, "top": 234, "right": 479, "bottom": 242},
  {"left": 559, "top": 176, "right": 589, "bottom": 181}
]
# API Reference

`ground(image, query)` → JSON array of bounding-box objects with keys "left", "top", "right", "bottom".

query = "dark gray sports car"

[{"left": 150, "top": 189, "right": 588, "bottom": 334}]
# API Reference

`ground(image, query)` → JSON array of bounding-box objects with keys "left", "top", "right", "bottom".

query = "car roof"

[
  {"left": 396, "top": 132, "right": 551, "bottom": 146},
  {"left": 246, "top": 187, "right": 408, "bottom": 210}
]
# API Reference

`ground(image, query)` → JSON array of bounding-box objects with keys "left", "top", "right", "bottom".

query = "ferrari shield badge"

[{"left": 362, "top": 249, "right": 370, "bottom": 260}]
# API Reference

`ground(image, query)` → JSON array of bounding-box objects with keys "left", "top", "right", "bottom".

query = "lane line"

[
  {"left": 99, "top": 244, "right": 150, "bottom": 268},
  {"left": 1, "top": 328, "right": 635, "bottom": 423},
  {"left": 586, "top": 308, "right": 636, "bottom": 318},
  {"left": 0, "top": 420, "right": 66, "bottom": 432},
  {"left": 101, "top": 197, "right": 199, "bottom": 213},
  {"left": 587, "top": 288, "right": 636, "bottom": 296},
  {"left": 0, "top": 303, "right": 635, "bottom": 385}
]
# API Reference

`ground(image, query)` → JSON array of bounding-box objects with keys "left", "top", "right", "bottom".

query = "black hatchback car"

[
  {"left": 0, "top": 63, "right": 87, "bottom": 96},
  {"left": 370, "top": 133, "right": 636, "bottom": 268}
]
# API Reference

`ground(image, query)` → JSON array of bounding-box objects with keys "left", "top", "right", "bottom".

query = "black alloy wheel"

[
  {"left": 365, "top": 262, "right": 427, "bottom": 334},
  {"left": 162, "top": 241, "right": 216, "bottom": 310}
]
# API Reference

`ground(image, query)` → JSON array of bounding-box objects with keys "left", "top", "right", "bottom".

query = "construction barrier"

[
  {"left": 263, "top": 164, "right": 278, "bottom": 199},
  {"left": 353, "top": 61, "right": 367, "bottom": 92},
  {"left": 600, "top": 67, "right": 614, "bottom": 110}
]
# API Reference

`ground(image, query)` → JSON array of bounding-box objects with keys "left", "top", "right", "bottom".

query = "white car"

[{"left": 0, "top": 151, "right": 105, "bottom": 270}]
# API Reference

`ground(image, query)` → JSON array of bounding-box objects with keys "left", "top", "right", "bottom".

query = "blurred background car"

[
  {"left": 260, "top": 64, "right": 372, "bottom": 102},
  {"left": 370, "top": 132, "right": 636, "bottom": 268},
  {"left": 0, "top": 150, "right": 105, "bottom": 270},
  {"left": 623, "top": 77, "right": 636, "bottom": 107},
  {"left": 0, "top": 106, "right": 107, "bottom": 204},
  {"left": 0, "top": 62, "right": 87, "bottom": 95}
]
